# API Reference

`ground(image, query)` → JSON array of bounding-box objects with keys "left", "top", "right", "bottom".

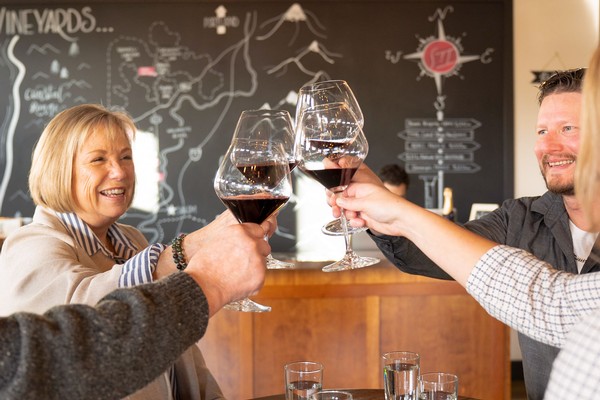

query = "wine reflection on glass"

[
  {"left": 294, "top": 80, "right": 367, "bottom": 237},
  {"left": 214, "top": 120, "right": 293, "bottom": 312},
  {"left": 296, "top": 102, "right": 380, "bottom": 272}
]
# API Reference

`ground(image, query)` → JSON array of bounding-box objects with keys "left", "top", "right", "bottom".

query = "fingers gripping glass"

[{"left": 296, "top": 102, "right": 379, "bottom": 272}]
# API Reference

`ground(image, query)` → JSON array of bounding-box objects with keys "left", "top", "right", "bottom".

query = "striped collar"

[{"left": 56, "top": 212, "right": 138, "bottom": 262}]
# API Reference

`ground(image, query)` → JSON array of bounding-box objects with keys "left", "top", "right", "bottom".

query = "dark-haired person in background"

[{"left": 377, "top": 163, "right": 410, "bottom": 197}]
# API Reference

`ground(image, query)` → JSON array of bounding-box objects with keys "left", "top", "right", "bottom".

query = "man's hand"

[{"left": 185, "top": 221, "right": 270, "bottom": 317}]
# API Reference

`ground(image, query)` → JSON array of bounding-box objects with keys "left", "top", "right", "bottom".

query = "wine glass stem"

[{"left": 339, "top": 207, "right": 354, "bottom": 255}]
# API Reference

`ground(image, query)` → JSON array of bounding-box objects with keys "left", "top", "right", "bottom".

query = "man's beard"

[
  {"left": 540, "top": 154, "right": 576, "bottom": 196},
  {"left": 542, "top": 174, "right": 575, "bottom": 196}
]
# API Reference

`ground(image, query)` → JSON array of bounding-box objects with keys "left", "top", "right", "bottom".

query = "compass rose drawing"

[{"left": 402, "top": 6, "right": 494, "bottom": 118}]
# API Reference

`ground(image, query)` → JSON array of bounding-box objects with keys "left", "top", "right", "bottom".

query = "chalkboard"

[{"left": 0, "top": 0, "right": 512, "bottom": 254}]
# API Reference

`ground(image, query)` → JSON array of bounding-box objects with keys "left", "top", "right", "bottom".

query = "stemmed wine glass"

[
  {"left": 214, "top": 112, "right": 293, "bottom": 312},
  {"left": 235, "top": 109, "right": 296, "bottom": 269},
  {"left": 296, "top": 102, "right": 380, "bottom": 272},
  {"left": 295, "top": 80, "right": 367, "bottom": 236}
]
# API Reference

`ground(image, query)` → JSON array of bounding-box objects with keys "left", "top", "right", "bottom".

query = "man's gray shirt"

[{"left": 370, "top": 191, "right": 600, "bottom": 400}]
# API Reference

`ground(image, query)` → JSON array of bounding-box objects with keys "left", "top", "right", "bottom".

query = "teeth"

[
  {"left": 101, "top": 189, "right": 125, "bottom": 196},
  {"left": 548, "top": 160, "right": 574, "bottom": 167}
]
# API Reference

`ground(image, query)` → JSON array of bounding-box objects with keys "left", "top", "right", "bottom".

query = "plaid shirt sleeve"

[
  {"left": 466, "top": 245, "right": 600, "bottom": 348},
  {"left": 544, "top": 308, "right": 600, "bottom": 399},
  {"left": 118, "top": 243, "right": 167, "bottom": 287}
]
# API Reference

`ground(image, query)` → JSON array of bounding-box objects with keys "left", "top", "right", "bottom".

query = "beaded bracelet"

[{"left": 171, "top": 233, "right": 188, "bottom": 271}]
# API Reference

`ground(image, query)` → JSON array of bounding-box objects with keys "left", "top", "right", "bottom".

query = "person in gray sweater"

[{"left": 0, "top": 211, "right": 273, "bottom": 400}]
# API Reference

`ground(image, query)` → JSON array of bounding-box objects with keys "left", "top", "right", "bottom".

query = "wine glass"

[
  {"left": 214, "top": 115, "right": 293, "bottom": 312},
  {"left": 296, "top": 102, "right": 380, "bottom": 272},
  {"left": 231, "top": 109, "right": 296, "bottom": 269},
  {"left": 295, "top": 80, "right": 367, "bottom": 236}
]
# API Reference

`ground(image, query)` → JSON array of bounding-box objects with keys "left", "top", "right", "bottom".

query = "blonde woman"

[{"left": 0, "top": 104, "right": 256, "bottom": 399}]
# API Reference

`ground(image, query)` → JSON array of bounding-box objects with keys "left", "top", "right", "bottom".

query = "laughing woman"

[{"left": 0, "top": 104, "right": 227, "bottom": 400}]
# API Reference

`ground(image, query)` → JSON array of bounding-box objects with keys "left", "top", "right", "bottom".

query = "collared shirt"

[
  {"left": 57, "top": 212, "right": 166, "bottom": 287},
  {"left": 467, "top": 245, "right": 600, "bottom": 399}
]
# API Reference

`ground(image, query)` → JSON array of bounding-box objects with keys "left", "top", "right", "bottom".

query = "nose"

[
  {"left": 108, "top": 160, "right": 128, "bottom": 179},
  {"left": 535, "top": 131, "right": 564, "bottom": 153}
]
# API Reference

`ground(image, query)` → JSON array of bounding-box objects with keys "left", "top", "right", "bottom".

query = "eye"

[
  {"left": 563, "top": 125, "right": 579, "bottom": 135},
  {"left": 91, "top": 156, "right": 105, "bottom": 163},
  {"left": 537, "top": 129, "right": 547, "bottom": 136}
]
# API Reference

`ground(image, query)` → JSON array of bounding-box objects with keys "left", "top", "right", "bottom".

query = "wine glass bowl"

[{"left": 295, "top": 80, "right": 364, "bottom": 128}]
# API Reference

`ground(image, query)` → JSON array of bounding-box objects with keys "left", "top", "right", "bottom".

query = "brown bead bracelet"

[{"left": 171, "top": 233, "right": 188, "bottom": 271}]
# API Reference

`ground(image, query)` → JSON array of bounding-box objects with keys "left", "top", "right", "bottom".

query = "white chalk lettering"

[{"left": 0, "top": 7, "right": 97, "bottom": 39}]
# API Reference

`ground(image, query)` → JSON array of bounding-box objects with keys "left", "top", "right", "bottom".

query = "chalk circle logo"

[{"left": 422, "top": 39, "right": 459, "bottom": 75}]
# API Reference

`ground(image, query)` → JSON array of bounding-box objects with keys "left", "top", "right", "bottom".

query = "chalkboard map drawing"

[
  {"left": 105, "top": 13, "right": 263, "bottom": 241},
  {"left": 100, "top": 3, "right": 344, "bottom": 247},
  {"left": 387, "top": 6, "right": 495, "bottom": 209},
  {"left": 0, "top": 33, "right": 93, "bottom": 214},
  {"left": 260, "top": 4, "right": 339, "bottom": 85},
  {"left": 266, "top": 40, "right": 341, "bottom": 81},
  {"left": 256, "top": 3, "right": 326, "bottom": 44}
]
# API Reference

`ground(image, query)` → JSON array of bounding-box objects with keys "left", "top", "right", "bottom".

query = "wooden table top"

[{"left": 250, "top": 388, "right": 480, "bottom": 400}]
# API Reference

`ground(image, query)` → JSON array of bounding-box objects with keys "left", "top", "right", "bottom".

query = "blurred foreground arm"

[{"left": 0, "top": 219, "right": 270, "bottom": 399}]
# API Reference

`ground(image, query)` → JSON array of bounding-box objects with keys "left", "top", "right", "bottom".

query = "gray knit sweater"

[{"left": 0, "top": 272, "right": 209, "bottom": 400}]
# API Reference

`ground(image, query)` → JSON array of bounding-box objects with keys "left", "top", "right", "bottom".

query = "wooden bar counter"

[{"left": 198, "top": 252, "right": 509, "bottom": 399}]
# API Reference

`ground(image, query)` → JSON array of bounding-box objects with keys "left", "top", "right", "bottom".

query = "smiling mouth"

[
  {"left": 547, "top": 160, "right": 574, "bottom": 167},
  {"left": 100, "top": 188, "right": 125, "bottom": 197}
]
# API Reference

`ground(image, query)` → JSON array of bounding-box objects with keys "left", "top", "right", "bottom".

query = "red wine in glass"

[
  {"left": 301, "top": 168, "right": 358, "bottom": 192},
  {"left": 220, "top": 195, "right": 290, "bottom": 224}
]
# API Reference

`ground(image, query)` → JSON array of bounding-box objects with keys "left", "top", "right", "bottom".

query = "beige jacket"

[{"left": 0, "top": 206, "right": 224, "bottom": 400}]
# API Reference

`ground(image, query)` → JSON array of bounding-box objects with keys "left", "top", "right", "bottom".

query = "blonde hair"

[
  {"left": 576, "top": 47, "right": 600, "bottom": 230},
  {"left": 29, "top": 104, "right": 136, "bottom": 212}
]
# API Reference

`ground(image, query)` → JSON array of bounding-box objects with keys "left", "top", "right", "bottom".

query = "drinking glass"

[
  {"left": 382, "top": 351, "right": 421, "bottom": 400},
  {"left": 230, "top": 109, "right": 296, "bottom": 269},
  {"left": 295, "top": 80, "right": 367, "bottom": 236},
  {"left": 418, "top": 373, "right": 458, "bottom": 400},
  {"left": 296, "top": 102, "right": 379, "bottom": 272},
  {"left": 285, "top": 361, "right": 324, "bottom": 400},
  {"left": 214, "top": 114, "right": 293, "bottom": 312}
]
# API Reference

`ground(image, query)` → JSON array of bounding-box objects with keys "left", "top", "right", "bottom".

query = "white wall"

[
  {"left": 511, "top": 0, "right": 599, "bottom": 360},
  {"left": 514, "top": 0, "right": 599, "bottom": 198}
]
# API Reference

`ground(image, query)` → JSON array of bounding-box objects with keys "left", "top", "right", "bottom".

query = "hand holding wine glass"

[{"left": 296, "top": 102, "right": 379, "bottom": 272}]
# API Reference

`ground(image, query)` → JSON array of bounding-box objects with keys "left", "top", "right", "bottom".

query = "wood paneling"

[{"left": 198, "top": 257, "right": 509, "bottom": 399}]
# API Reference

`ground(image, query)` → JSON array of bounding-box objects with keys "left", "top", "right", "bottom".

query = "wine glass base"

[
  {"left": 266, "top": 254, "right": 295, "bottom": 269},
  {"left": 321, "top": 219, "right": 367, "bottom": 236},
  {"left": 224, "top": 298, "right": 271, "bottom": 312},
  {"left": 322, "top": 252, "right": 380, "bottom": 272}
]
